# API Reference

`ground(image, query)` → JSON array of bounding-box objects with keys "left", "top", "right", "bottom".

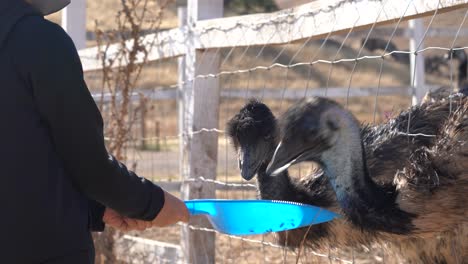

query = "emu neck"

[
  {"left": 321, "top": 120, "right": 387, "bottom": 217},
  {"left": 257, "top": 163, "right": 293, "bottom": 200}
]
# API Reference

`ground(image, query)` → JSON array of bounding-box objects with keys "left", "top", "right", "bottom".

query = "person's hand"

[
  {"left": 151, "top": 190, "right": 190, "bottom": 227},
  {"left": 103, "top": 208, "right": 151, "bottom": 231},
  {"left": 103, "top": 191, "right": 189, "bottom": 231}
]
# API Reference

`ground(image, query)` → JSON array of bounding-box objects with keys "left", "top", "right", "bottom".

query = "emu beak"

[
  {"left": 266, "top": 141, "right": 307, "bottom": 176},
  {"left": 239, "top": 146, "right": 260, "bottom": 181}
]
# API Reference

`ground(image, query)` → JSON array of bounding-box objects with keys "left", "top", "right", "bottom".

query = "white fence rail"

[
  {"left": 92, "top": 86, "right": 418, "bottom": 103},
  {"left": 78, "top": 0, "right": 468, "bottom": 71}
]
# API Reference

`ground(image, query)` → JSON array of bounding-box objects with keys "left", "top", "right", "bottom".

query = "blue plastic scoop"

[{"left": 184, "top": 199, "right": 338, "bottom": 235}]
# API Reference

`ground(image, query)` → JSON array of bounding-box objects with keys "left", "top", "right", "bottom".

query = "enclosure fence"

[{"left": 69, "top": 0, "right": 468, "bottom": 263}]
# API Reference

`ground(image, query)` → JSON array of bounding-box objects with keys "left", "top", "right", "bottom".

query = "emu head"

[
  {"left": 267, "top": 97, "right": 360, "bottom": 177},
  {"left": 226, "top": 100, "right": 278, "bottom": 180}
]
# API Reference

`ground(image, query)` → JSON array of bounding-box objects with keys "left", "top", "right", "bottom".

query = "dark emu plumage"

[
  {"left": 226, "top": 96, "right": 467, "bottom": 262},
  {"left": 266, "top": 95, "right": 468, "bottom": 263}
]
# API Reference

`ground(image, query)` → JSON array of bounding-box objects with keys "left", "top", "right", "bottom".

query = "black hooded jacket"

[{"left": 0, "top": 0, "right": 165, "bottom": 262}]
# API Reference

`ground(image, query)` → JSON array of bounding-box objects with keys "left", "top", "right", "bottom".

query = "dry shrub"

[{"left": 92, "top": 0, "right": 173, "bottom": 263}]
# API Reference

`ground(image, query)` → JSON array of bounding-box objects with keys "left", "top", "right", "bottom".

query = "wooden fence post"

[
  {"left": 409, "top": 18, "right": 426, "bottom": 105},
  {"left": 179, "top": 1, "right": 223, "bottom": 263},
  {"left": 177, "top": 2, "right": 187, "bottom": 170},
  {"left": 62, "top": 0, "right": 87, "bottom": 50}
]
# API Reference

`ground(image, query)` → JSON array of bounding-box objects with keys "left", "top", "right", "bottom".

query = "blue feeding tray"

[{"left": 184, "top": 199, "right": 339, "bottom": 236}]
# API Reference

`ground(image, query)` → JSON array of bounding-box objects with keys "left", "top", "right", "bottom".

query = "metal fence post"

[{"left": 409, "top": 18, "right": 426, "bottom": 105}]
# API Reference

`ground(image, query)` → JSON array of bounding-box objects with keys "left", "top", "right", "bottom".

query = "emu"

[
  {"left": 226, "top": 99, "right": 334, "bottom": 247},
  {"left": 267, "top": 96, "right": 468, "bottom": 263},
  {"left": 226, "top": 97, "right": 466, "bottom": 259}
]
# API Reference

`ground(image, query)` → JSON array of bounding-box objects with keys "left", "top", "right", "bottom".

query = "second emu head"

[{"left": 226, "top": 99, "right": 278, "bottom": 180}]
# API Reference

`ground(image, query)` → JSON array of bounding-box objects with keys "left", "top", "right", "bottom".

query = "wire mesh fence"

[{"left": 81, "top": 0, "right": 468, "bottom": 263}]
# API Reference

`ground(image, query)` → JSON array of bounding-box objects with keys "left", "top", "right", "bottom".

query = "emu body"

[
  {"left": 267, "top": 96, "right": 468, "bottom": 262},
  {"left": 227, "top": 97, "right": 467, "bottom": 262}
]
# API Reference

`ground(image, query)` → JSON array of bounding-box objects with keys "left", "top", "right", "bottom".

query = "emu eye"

[{"left": 326, "top": 120, "right": 339, "bottom": 131}]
